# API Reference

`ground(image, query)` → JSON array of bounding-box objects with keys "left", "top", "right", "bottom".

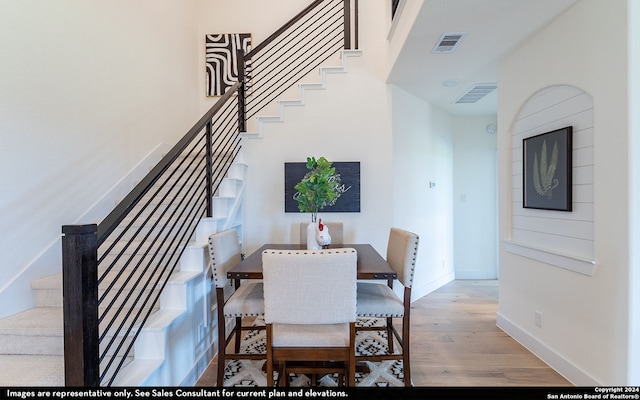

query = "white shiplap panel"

[
  {"left": 574, "top": 184, "right": 594, "bottom": 203},
  {"left": 517, "top": 85, "right": 583, "bottom": 119},
  {"left": 512, "top": 147, "right": 523, "bottom": 163},
  {"left": 512, "top": 215, "right": 594, "bottom": 241},
  {"left": 574, "top": 127, "right": 595, "bottom": 149},
  {"left": 511, "top": 229, "right": 594, "bottom": 259},
  {"left": 512, "top": 160, "right": 523, "bottom": 176},
  {"left": 574, "top": 146, "right": 594, "bottom": 167},
  {"left": 512, "top": 173, "right": 523, "bottom": 190},
  {"left": 503, "top": 241, "right": 597, "bottom": 276},
  {"left": 512, "top": 108, "right": 594, "bottom": 143},
  {"left": 508, "top": 84, "right": 595, "bottom": 271},
  {"left": 514, "top": 93, "right": 593, "bottom": 135},
  {"left": 513, "top": 202, "right": 594, "bottom": 221},
  {"left": 573, "top": 165, "right": 594, "bottom": 185}
]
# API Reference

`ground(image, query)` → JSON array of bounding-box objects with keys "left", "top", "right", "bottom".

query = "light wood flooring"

[{"left": 196, "top": 279, "right": 573, "bottom": 387}]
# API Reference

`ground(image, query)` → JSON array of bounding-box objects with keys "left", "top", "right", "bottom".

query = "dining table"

[
  {"left": 227, "top": 243, "right": 394, "bottom": 376},
  {"left": 227, "top": 243, "right": 397, "bottom": 282}
]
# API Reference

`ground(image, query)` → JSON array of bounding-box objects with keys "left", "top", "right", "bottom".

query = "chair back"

[
  {"left": 208, "top": 229, "right": 242, "bottom": 289},
  {"left": 386, "top": 228, "right": 419, "bottom": 288},
  {"left": 299, "top": 221, "right": 344, "bottom": 246},
  {"left": 262, "top": 248, "right": 357, "bottom": 325}
]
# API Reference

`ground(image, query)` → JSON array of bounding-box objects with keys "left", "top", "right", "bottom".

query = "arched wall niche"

[{"left": 504, "top": 84, "right": 597, "bottom": 275}]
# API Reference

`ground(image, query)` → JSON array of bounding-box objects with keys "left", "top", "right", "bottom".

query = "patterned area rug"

[{"left": 223, "top": 318, "right": 404, "bottom": 387}]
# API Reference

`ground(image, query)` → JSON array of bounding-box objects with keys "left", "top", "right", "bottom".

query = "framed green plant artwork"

[
  {"left": 523, "top": 126, "right": 573, "bottom": 211},
  {"left": 284, "top": 158, "right": 360, "bottom": 218}
]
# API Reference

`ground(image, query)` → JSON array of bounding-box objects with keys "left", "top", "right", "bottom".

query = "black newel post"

[{"left": 62, "top": 224, "right": 100, "bottom": 386}]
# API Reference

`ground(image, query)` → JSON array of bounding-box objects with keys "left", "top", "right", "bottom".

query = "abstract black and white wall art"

[{"left": 205, "top": 33, "right": 252, "bottom": 96}]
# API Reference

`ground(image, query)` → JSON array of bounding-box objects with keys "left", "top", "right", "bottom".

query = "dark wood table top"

[{"left": 227, "top": 243, "right": 397, "bottom": 281}]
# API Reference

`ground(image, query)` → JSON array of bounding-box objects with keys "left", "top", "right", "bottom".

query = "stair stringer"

[
  {"left": 0, "top": 154, "right": 247, "bottom": 386},
  {"left": 241, "top": 50, "right": 363, "bottom": 139},
  {"left": 110, "top": 156, "right": 248, "bottom": 386}
]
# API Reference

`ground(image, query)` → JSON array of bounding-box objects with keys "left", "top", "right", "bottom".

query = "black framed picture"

[
  {"left": 523, "top": 126, "right": 573, "bottom": 211},
  {"left": 284, "top": 161, "right": 360, "bottom": 213}
]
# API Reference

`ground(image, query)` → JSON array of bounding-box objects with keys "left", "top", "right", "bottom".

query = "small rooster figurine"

[{"left": 315, "top": 218, "right": 332, "bottom": 249}]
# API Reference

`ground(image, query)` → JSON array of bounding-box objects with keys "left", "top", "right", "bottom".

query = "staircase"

[
  {"left": 0, "top": 151, "right": 248, "bottom": 386},
  {"left": 243, "top": 50, "right": 362, "bottom": 138},
  {"left": 0, "top": 13, "right": 361, "bottom": 386}
]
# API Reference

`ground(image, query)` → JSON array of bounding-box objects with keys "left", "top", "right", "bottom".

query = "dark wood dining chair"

[
  {"left": 262, "top": 248, "right": 357, "bottom": 386},
  {"left": 355, "top": 227, "right": 419, "bottom": 386},
  {"left": 208, "top": 229, "right": 265, "bottom": 386}
]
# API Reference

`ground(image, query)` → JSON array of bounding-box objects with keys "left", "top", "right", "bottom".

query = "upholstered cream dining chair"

[
  {"left": 208, "top": 229, "right": 265, "bottom": 386},
  {"left": 299, "top": 221, "right": 344, "bottom": 246},
  {"left": 262, "top": 248, "right": 357, "bottom": 386},
  {"left": 355, "top": 227, "right": 419, "bottom": 387}
]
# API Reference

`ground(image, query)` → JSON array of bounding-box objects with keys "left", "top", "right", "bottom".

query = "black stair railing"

[
  {"left": 61, "top": 0, "right": 358, "bottom": 386},
  {"left": 62, "top": 82, "right": 242, "bottom": 386},
  {"left": 239, "top": 0, "right": 358, "bottom": 122}
]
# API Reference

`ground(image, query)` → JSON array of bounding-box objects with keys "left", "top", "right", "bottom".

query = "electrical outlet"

[{"left": 535, "top": 311, "right": 543, "bottom": 328}]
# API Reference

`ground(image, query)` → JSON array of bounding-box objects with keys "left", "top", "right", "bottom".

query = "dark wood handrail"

[{"left": 96, "top": 81, "right": 241, "bottom": 244}]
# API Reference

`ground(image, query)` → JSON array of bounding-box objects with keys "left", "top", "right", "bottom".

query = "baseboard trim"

[
  {"left": 181, "top": 340, "right": 216, "bottom": 386},
  {"left": 454, "top": 270, "right": 498, "bottom": 280},
  {"left": 496, "top": 312, "right": 598, "bottom": 386},
  {"left": 411, "top": 272, "right": 455, "bottom": 302}
]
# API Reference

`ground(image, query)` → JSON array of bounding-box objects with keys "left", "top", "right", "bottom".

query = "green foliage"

[{"left": 294, "top": 156, "right": 345, "bottom": 220}]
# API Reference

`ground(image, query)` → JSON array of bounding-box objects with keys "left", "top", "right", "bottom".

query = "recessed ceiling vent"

[
  {"left": 455, "top": 83, "right": 497, "bottom": 104},
  {"left": 432, "top": 32, "right": 466, "bottom": 53}
]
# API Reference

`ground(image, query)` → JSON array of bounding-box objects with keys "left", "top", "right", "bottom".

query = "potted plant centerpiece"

[{"left": 294, "top": 156, "right": 346, "bottom": 249}]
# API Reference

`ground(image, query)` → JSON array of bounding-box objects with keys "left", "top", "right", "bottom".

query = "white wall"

[
  {"left": 391, "top": 87, "right": 455, "bottom": 299},
  {"left": 198, "top": 0, "right": 454, "bottom": 303},
  {"left": 497, "top": 0, "right": 634, "bottom": 385},
  {"left": 0, "top": 0, "right": 201, "bottom": 316},
  {"left": 506, "top": 85, "right": 595, "bottom": 275},
  {"left": 453, "top": 116, "right": 498, "bottom": 279},
  {"left": 239, "top": 1, "right": 395, "bottom": 258}
]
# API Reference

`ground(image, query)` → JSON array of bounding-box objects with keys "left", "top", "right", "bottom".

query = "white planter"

[{"left": 306, "top": 221, "right": 321, "bottom": 250}]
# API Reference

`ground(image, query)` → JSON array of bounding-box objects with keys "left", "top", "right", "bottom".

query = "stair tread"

[
  {"left": 31, "top": 263, "right": 203, "bottom": 292},
  {"left": 31, "top": 274, "right": 61, "bottom": 289},
  {"left": 0, "top": 307, "right": 63, "bottom": 335},
  {"left": 0, "top": 355, "right": 64, "bottom": 386}
]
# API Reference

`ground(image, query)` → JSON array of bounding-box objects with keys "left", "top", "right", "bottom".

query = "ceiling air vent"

[
  {"left": 455, "top": 83, "right": 497, "bottom": 104},
  {"left": 432, "top": 32, "right": 466, "bottom": 53}
]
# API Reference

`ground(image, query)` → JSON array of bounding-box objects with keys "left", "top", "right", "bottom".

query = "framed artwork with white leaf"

[{"left": 523, "top": 126, "right": 573, "bottom": 211}]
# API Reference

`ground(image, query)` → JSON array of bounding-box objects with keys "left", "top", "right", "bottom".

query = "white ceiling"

[{"left": 386, "top": 0, "right": 580, "bottom": 116}]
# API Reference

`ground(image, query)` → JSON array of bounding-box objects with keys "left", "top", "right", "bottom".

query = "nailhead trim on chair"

[{"left": 262, "top": 249, "right": 357, "bottom": 255}]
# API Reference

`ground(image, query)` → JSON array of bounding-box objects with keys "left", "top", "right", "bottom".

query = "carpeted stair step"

[
  {"left": 32, "top": 272, "right": 164, "bottom": 312},
  {"left": 0, "top": 304, "right": 153, "bottom": 356},
  {"left": 0, "top": 355, "right": 64, "bottom": 386},
  {"left": 0, "top": 307, "right": 63, "bottom": 355}
]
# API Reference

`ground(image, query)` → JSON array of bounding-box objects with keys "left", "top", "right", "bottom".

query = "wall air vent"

[
  {"left": 432, "top": 32, "right": 466, "bottom": 53},
  {"left": 455, "top": 83, "right": 497, "bottom": 104}
]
